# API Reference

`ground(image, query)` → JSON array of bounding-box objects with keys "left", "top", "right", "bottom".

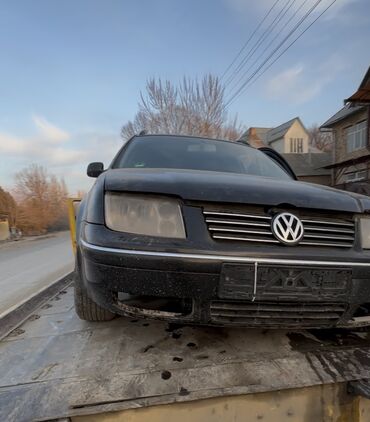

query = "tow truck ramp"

[{"left": 1, "top": 278, "right": 370, "bottom": 421}]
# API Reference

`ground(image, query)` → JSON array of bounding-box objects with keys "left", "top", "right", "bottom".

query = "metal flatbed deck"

[{"left": 1, "top": 280, "right": 370, "bottom": 421}]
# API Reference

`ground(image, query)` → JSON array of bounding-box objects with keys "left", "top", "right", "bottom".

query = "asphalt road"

[{"left": 0, "top": 231, "right": 74, "bottom": 317}]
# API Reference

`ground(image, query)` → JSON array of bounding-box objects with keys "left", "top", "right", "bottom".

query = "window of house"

[
  {"left": 345, "top": 170, "right": 367, "bottom": 183},
  {"left": 289, "top": 138, "right": 303, "bottom": 153},
  {"left": 345, "top": 121, "right": 367, "bottom": 152}
]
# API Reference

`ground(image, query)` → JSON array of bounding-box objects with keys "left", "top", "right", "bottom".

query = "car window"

[{"left": 113, "top": 136, "right": 292, "bottom": 180}]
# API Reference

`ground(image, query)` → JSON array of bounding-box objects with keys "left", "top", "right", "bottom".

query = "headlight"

[
  {"left": 105, "top": 192, "right": 186, "bottom": 238},
  {"left": 360, "top": 218, "right": 370, "bottom": 249}
]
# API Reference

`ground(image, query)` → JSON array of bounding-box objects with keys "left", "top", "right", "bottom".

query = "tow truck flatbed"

[{"left": 1, "top": 277, "right": 370, "bottom": 421}]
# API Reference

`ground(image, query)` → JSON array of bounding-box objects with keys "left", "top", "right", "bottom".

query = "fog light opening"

[
  {"left": 117, "top": 292, "right": 192, "bottom": 315},
  {"left": 353, "top": 303, "right": 370, "bottom": 318}
]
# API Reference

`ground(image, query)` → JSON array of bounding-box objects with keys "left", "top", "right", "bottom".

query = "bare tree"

[
  {"left": 14, "top": 164, "right": 68, "bottom": 234},
  {"left": 76, "top": 190, "right": 87, "bottom": 199},
  {"left": 121, "top": 75, "right": 243, "bottom": 141},
  {"left": 308, "top": 124, "right": 333, "bottom": 152},
  {"left": 0, "top": 186, "right": 17, "bottom": 227}
]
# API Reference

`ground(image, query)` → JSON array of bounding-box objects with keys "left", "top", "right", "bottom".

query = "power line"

[
  {"left": 225, "top": 0, "right": 324, "bottom": 105},
  {"left": 244, "top": 0, "right": 337, "bottom": 93},
  {"left": 225, "top": 0, "right": 296, "bottom": 88},
  {"left": 224, "top": 0, "right": 293, "bottom": 88},
  {"left": 227, "top": 0, "right": 310, "bottom": 95},
  {"left": 227, "top": 0, "right": 337, "bottom": 106},
  {"left": 225, "top": 0, "right": 333, "bottom": 107},
  {"left": 221, "top": 0, "right": 281, "bottom": 82}
]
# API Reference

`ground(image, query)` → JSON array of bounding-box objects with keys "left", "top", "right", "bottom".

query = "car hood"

[{"left": 105, "top": 168, "right": 370, "bottom": 213}]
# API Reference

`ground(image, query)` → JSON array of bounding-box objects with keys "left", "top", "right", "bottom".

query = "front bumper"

[{"left": 80, "top": 236, "right": 370, "bottom": 329}]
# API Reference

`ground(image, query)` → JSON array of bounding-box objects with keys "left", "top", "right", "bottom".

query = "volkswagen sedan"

[{"left": 74, "top": 134, "right": 370, "bottom": 328}]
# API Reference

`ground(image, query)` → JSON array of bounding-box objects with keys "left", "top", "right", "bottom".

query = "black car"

[{"left": 75, "top": 134, "right": 370, "bottom": 328}]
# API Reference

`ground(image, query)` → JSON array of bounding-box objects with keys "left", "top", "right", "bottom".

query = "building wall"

[
  {"left": 0, "top": 220, "right": 9, "bottom": 241},
  {"left": 269, "top": 138, "right": 284, "bottom": 153},
  {"left": 333, "top": 162, "right": 369, "bottom": 186},
  {"left": 284, "top": 120, "right": 309, "bottom": 153},
  {"left": 297, "top": 174, "right": 331, "bottom": 186},
  {"left": 330, "top": 107, "right": 369, "bottom": 186},
  {"left": 332, "top": 108, "right": 368, "bottom": 163}
]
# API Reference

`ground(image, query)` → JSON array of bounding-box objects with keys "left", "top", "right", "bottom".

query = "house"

[
  {"left": 240, "top": 117, "right": 331, "bottom": 185},
  {"left": 0, "top": 215, "right": 10, "bottom": 241},
  {"left": 266, "top": 117, "right": 310, "bottom": 154},
  {"left": 344, "top": 66, "right": 370, "bottom": 105},
  {"left": 320, "top": 67, "right": 370, "bottom": 194},
  {"left": 241, "top": 117, "right": 310, "bottom": 153},
  {"left": 241, "top": 127, "right": 272, "bottom": 148}
]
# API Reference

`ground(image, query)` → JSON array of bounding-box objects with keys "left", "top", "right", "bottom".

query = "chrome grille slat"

[
  {"left": 205, "top": 218, "right": 270, "bottom": 227},
  {"left": 213, "top": 235, "right": 279, "bottom": 243},
  {"left": 301, "top": 219, "right": 354, "bottom": 227},
  {"left": 300, "top": 241, "right": 351, "bottom": 248},
  {"left": 203, "top": 208, "right": 355, "bottom": 248},
  {"left": 304, "top": 226, "right": 354, "bottom": 234},
  {"left": 304, "top": 234, "right": 354, "bottom": 241},
  {"left": 204, "top": 211, "right": 271, "bottom": 220},
  {"left": 209, "top": 227, "right": 273, "bottom": 235}
]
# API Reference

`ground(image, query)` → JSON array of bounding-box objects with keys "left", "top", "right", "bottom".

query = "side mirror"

[{"left": 87, "top": 162, "right": 104, "bottom": 178}]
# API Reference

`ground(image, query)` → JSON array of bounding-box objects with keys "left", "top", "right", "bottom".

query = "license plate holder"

[{"left": 219, "top": 264, "right": 352, "bottom": 301}]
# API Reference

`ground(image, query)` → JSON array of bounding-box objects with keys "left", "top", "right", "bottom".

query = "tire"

[{"left": 74, "top": 267, "right": 116, "bottom": 322}]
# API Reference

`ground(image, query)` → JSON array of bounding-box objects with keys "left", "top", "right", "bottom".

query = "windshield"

[{"left": 113, "top": 136, "right": 292, "bottom": 180}]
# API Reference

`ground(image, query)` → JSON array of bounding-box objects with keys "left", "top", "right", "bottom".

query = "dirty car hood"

[{"left": 105, "top": 168, "right": 370, "bottom": 213}]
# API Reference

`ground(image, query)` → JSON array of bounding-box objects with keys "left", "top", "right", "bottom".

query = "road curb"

[
  {"left": 0, "top": 272, "right": 73, "bottom": 341},
  {"left": 0, "top": 230, "right": 70, "bottom": 250}
]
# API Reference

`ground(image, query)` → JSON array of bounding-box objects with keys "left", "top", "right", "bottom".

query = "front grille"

[
  {"left": 203, "top": 210, "right": 355, "bottom": 248},
  {"left": 210, "top": 301, "right": 347, "bottom": 327}
]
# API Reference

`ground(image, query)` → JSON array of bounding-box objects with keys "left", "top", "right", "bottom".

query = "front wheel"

[{"left": 74, "top": 267, "right": 116, "bottom": 322}]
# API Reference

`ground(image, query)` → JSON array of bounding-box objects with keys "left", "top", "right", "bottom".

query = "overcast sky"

[{"left": 0, "top": 0, "right": 369, "bottom": 193}]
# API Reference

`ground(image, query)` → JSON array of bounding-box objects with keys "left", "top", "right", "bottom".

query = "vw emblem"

[{"left": 272, "top": 212, "right": 304, "bottom": 245}]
